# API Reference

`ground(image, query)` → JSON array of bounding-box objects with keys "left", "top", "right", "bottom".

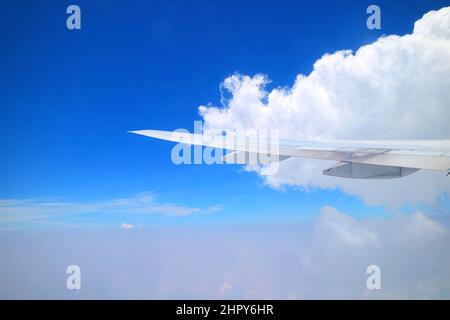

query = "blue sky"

[
  {"left": 1, "top": 0, "right": 449, "bottom": 229},
  {"left": 1, "top": 0, "right": 450, "bottom": 300}
]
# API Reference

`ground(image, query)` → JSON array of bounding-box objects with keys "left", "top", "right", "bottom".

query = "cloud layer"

[
  {"left": 0, "top": 192, "right": 220, "bottom": 227},
  {"left": 199, "top": 7, "right": 450, "bottom": 206},
  {"left": 1, "top": 207, "right": 448, "bottom": 299}
]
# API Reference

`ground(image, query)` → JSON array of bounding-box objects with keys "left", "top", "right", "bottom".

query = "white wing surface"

[{"left": 130, "top": 130, "right": 450, "bottom": 179}]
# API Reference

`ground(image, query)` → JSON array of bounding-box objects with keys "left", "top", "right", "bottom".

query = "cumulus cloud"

[
  {"left": 1, "top": 208, "right": 449, "bottom": 299},
  {"left": 199, "top": 6, "right": 450, "bottom": 206}
]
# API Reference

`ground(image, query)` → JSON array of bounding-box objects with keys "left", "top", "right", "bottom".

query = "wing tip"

[{"left": 128, "top": 129, "right": 153, "bottom": 135}]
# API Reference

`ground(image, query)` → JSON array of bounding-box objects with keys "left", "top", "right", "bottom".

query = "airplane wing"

[{"left": 129, "top": 129, "right": 450, "bottom": 179}]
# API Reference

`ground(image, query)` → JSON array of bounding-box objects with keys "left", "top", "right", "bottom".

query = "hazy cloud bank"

[{"left": 1, "top": 207, "right": 449, "bottom": 299}]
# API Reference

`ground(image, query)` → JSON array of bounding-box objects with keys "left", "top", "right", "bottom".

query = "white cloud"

[
  {"left": 315, "top": 206, "right": 378, "bottom": 247},
  {"left": 0, "top": 192, "right": 222, "bottom": 226},
  {"left": 199, "top": 6, "right": 450, "bottom": 207},
  {"left": 218, "top": 282, "right": 233, "bottom": 296},
  {"left": 120, "top": 223, "right": 134, "bottom": 230},
  {"left": 205, "top": 205, "right": 224, "bottom": 214}
]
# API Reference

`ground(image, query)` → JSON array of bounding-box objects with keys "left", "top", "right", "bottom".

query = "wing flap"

[{"left": 323, "top": 162, "right": 419, "bottom": 179}]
